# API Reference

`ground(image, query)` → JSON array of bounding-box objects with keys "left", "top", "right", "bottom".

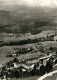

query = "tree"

[
  {"left": 14, "top": 58, "right": 19, "bottom": 63},
  {"left": 39, "top": 64, "right": 45, "bottom": 75},
  {"left": 45, "top": 59, "right": 53, "bottom": 73},
  {"left": 15, "top": 70, "right": 19, "bottom": 78}
]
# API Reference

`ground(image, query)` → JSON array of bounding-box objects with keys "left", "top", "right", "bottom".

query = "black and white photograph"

[{"left": 0, "top": 0, "right": 57, "bottom": 80}]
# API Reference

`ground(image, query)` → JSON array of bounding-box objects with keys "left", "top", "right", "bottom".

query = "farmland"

[
  {"left": 0, "top": 3, "right": 57, "bottom": 80},
  {"left": 0, "top": 30, "right": 57, "bottom": 80},
  {"left": 0, "top": 30, "right": 57, "bottom": 65}
]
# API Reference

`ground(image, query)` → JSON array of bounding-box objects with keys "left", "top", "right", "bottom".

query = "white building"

[{"left": 54, "top": 36, "right": 57, "bottom": 41}]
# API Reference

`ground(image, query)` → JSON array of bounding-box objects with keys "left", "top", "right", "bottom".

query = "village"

[
  {"left": 0, "top": 30, "right": 57, "bottom": 80},
  {"left": 0, "top": 0, "right": 57, "bottom": 80}
]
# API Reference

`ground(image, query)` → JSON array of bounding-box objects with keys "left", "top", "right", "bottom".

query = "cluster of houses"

[{"left": 0, "top": 51, "right": 57, "bottom": 80}]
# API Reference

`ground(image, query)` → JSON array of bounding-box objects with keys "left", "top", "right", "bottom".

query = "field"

[
  {"left": 0, "top": 30, "right": 57, "bottom": 80},
  {"left": 10, "top": 76, "right": 40, "bottom": 80},
  {"left": 0, "top": 39, "right": 57, "bottom": 64},
  {"left": 0, "top": 43, "right": 44, "bottom": 65},
  {"left": 0, "top": 41, "right": 57, "bottom": 65}
]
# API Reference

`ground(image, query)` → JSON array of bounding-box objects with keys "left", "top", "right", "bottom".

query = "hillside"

[{"left": 0, "top": 10, "right": 57, "bottom": 34}]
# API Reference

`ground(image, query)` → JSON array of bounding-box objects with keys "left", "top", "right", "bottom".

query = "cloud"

[
  {"left": 22, "top": 0, "right": 57, "bottom": 7},
  {"left": 0, "top": 0, "right": 57, "bottom": 7}
]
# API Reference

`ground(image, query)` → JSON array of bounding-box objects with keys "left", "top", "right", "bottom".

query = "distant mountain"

[
  {"left": 0, "top": 8, "right": 57, "bottom": 34},
  {"left": 0, "top": 10, "right": 15, "bottom": 25}
]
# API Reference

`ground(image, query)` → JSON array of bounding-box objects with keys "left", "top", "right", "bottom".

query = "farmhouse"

[{"left": 54, "top": 35, "right": 57, "bottom": 41}]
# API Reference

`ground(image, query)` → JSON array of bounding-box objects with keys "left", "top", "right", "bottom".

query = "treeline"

[
  {"left": 6, "top": 47, "right": 33, "bottom": 57},
  {"left": 0, "top": 35, "right": 54, "bottom": 46}
]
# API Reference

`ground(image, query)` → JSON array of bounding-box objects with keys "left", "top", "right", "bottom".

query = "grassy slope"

[
  {"left": 10, "top": 76, "right": 40, "bottom": 80},
  {"left": 0, "top": 20, "right": 57, "bottom": 34},
  {"left": 0, "top": 10, "right": 57, "bottom": 34}
]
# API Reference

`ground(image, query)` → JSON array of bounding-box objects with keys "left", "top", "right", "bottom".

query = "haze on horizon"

[
  {"left": 0, "top": 0, "right": 57, "bottom": 33},
  {"left": 0, "top": 0, "right": 57, "bottom": 11},
  {"left": 0, "top": 0, "right": 57, "bottom": 23}
]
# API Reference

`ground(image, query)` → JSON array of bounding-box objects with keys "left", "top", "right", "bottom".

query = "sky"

[
  {"left": 0, "top": 0, "right": 57, "bottom": 25},
  {"left": 0, "top": 0, "right": 57, "bottom": 8}
]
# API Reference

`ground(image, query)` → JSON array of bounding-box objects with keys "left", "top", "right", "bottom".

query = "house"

[
  {"left": 54, "top": 35, "right": 57, "bottom": 41},
  {"left": 12, "top": 53, "right": 16, "bottom": 57}
]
